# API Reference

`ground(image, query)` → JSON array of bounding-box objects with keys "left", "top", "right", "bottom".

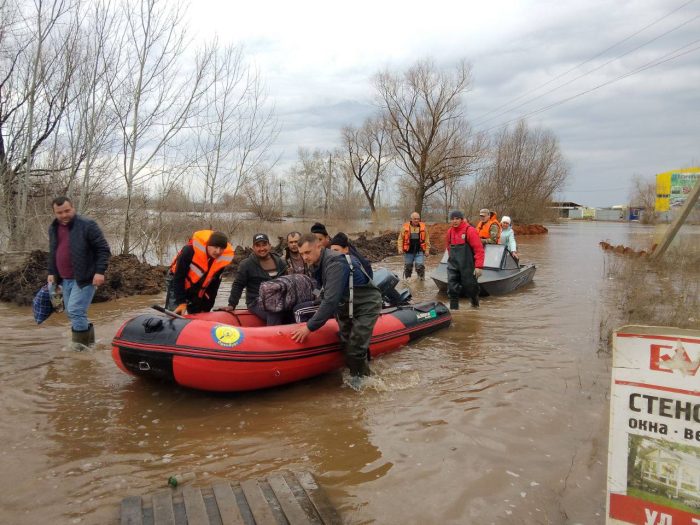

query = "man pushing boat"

[{"left": 290, "top": 233, "right": 382, "bottom": 385}]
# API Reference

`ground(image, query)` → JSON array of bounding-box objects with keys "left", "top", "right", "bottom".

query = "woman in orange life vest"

[
  {"left": 165, "top": 230, "right": 234, "bottom": 315},
  {"left": 476, "top": 208, "right": 501, "bottom": 244}
]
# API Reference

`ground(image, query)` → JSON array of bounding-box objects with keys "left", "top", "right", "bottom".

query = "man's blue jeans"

[
  {"left": 403, "top": 252, "right": 425, "bottom": 266},
  {"left": 61, "top": 280, "right": 95, "bottom": 331}
]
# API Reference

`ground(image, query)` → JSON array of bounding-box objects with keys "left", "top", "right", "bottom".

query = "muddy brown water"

[{"left": 0, "top": 221, "right": 685, "bottom": 524}]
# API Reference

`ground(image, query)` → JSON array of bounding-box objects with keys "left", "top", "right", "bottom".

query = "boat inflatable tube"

[{"left": 112, "top": 301, "right": 451, "bottom": 392}]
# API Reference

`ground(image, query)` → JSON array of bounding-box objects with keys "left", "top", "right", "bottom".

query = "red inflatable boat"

[{"left": 112, "top": 301, "right": 451, "bottom": 392}]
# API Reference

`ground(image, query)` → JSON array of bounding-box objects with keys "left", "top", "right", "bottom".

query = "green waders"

[
  {"left": 447, "top": 243, "right": 480, "bottom": 309},
  {"left": 336, "top": 284, "right": 383, "bottom": 377}
]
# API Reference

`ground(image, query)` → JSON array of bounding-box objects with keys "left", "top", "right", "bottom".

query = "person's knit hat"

[
  {"left": 329, "top": 232, "right": 349, "bottom": 248},
  {"left": 501, "top": 215, "right": 512, "bottom": 225},
  {"left": 449, "top": 210, "right": 464, "bottom": 220},
  {"left": 310, "top": 222, "right": 329, "bottom": 236},
  {"left": 207, "top": 231, "right": 229, "bottom": 248}
]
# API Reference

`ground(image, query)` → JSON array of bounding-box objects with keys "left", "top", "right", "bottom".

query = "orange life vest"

[
  {"left": 169, "top": 230, "right": 234, "bottom": 298},
  {"left": 402, "top": 222, "right": 427, "bottom": 253},
  {"left": 476, "top": 214, "right": 501, "bottom": 243}
]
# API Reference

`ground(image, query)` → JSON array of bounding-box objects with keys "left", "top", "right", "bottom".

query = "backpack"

[{"left": 257, "top": 274, "right": 315, "bottom": 313}]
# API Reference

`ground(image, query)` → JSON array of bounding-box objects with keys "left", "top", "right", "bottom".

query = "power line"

[
  {"left": 473, "top": 9, "right": 700, "bottom": 128},
  {"left": 480, "top": 37, "right": 700, "bottom": 134},
  {"left": 473, "top": 0, "right": 696, "bottom": 123}
]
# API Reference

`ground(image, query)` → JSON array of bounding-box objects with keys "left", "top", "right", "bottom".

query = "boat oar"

[{"left": 151, "top": 305, "right": 185, "bottom": 319}]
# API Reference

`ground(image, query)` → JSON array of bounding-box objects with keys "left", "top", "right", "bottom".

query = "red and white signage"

[{"left": 608, "top": 325, "right": 700, "bottom": 525}]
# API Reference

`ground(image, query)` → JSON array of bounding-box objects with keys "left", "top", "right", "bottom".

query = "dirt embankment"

[
  {"left": 599, "top": 241, "right": 655, "bottom": 257},
  {"left": 0, "top": 251, "right": 168, "bottom": 307},
  {"left": 426, "top": 223, "right": 548, "bottom": 253},
  {"left": 0, "top": 225, "right": 549, "bottom": 306}
]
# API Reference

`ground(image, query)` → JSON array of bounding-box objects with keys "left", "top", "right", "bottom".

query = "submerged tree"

[
  {"left": 340, "top": 115, "right": 391, "bottom": 215},
  {"left": 0, "top": 0, "right": 78, "bottom": 248},
  {"left": 195, "top": 43, "right": 278, "bottom": 225},
  {"left": 479, "top": 120, "right": 568, "bottom": 223},
  {"left": 374, "top": 59, "right": 483, "bottom": 215},
  {"left": 109, "top": 0, "right": 213, "bottom": 254}
]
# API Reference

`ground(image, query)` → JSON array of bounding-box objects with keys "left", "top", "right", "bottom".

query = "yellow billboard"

[{"left": 655, "top": 167, "right": 700, "bottom": 212}]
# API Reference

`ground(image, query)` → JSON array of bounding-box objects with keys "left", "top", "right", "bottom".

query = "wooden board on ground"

[{"left": 119, "top": 471, "right": 341, "bottom": 525}]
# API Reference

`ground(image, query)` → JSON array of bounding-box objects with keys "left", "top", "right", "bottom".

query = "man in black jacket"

[
  {"left": 48, "top": 196, "right": 111, "bottom": 347},
  {"left": 290, "top": 233, "right": 382, "bottom": 382},
  {"left": 223, "top": 233, "right": 288, "bottom": 325}
]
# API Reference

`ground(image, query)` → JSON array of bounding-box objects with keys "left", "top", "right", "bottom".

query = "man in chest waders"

[
  {"left": 290, "top": 233, "right": 382, "bottom": 386},
  {"left": 445, "top": 210, "right": 484, "bottom": 310}
]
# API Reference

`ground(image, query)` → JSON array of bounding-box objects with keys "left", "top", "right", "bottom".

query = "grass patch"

[
  {"left": 599, "top": 237, "right": 700, "bottom": 352},
  {"left": 627, "top": 487, "right": 700, "bottom": 514}
]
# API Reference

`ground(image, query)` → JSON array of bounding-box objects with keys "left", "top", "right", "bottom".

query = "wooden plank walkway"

[{"left": 120, "top": 470, "right": 341, "bottom": 525}]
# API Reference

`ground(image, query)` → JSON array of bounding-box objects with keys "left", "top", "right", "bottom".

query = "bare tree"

[
  {"left": 290, "top": 147, "right": 325, "bottom": 217},
  {"left": 340, "top": 115, "right": 391, "bottom": 214},
  {"left": 195, "top": 43, "right": 278, "bottom": 225},
  {"left": 243, "top": 166, "right": 281, "bottom": 222},
  {"left": 61, "top": 0, "right": 121, "bottom": 213},
  {"left": 0, "top": 0, "right": 78, "bottom": 248},
  {"left": 479, "top": 120, "right": 568, "bottom": 222},
  {"left": 109, "top": 0, "right": 214, "bottom": 254},
  {"left": 374, "top": 59, "right": 482, "bottom": 215},
  {"left": 630, "top": 174, "right": 658, "bottom": 224}
]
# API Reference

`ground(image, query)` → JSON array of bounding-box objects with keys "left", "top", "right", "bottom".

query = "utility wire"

[
  {"left": 480, "top": 37, "right": 700, "bottom": 134},
  {"left": 473, "top": 10, "right": 700, "bottom": 127},
  {"left": 473, "top": 0, "right": 697, "bottom": 122}
]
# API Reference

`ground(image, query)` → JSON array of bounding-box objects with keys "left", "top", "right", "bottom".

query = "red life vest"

[
  {"left": 169, "top": 230, "right": 234, "bottom": 298},
  {"left": 401, "top": 222, "right": 427, "bottom": 253}
]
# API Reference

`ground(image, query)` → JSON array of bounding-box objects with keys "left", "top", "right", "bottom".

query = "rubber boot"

[
  {"left": 449, "top": 298, "right": 459, "bottom": 310},
  {"left": 71, "top": 328, "right": 92, "bottom": 349},
  {"left": 403, "top": 264, "right": 413, "bottom": 279},
  {"left": 87, "top": 323, "right": 95, "bottom": 345},
  {"left": 347, "top": 356, "right": 371, "bottom": 377},
  {"left": 470, "top": 295, "right": 480, "bottom": 309},
  {"left": 416, "top": 264, "right": 425, "bottom": 281}
]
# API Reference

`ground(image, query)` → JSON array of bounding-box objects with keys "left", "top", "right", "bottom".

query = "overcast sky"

[{"left": 189, "top": 0, "right": 700, "bottom": 207}]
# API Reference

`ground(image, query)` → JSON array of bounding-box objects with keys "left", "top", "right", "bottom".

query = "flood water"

[{"left": 0, "top": 221, "right": 672, "bottom": 524}]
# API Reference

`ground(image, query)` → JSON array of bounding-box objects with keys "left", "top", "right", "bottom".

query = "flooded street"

[{"left": 0, "top": 222, "right": 664, "bottom": 524}]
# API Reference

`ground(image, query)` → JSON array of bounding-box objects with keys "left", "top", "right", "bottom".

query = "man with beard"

[
  {"left": 284, "top": 231, "right": 309, "bottom": 275},
  {"left": 224, "top": 233, "right": 288, "bottom": 324},
  {"left": 48, "top": 196, "right": 111, "bottom": 347}
]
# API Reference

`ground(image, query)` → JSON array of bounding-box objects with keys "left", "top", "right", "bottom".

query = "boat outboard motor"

[{"left": 372, "top": 267, "right": 412, "bottom": 307}]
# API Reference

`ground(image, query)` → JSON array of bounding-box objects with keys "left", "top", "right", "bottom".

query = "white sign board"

[{"left": 608, "top": 325, "right": 700, "bottom": 524}]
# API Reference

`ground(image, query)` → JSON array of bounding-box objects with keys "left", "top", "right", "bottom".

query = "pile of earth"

[
  {"left": 514, "top": 224, "right": 548, "bottom": 235},
  {"left": 411, "top": 223, "right": 548, "bottom": 253},
  {"left": 0, "top": 226, "right": 549, "bottom": 306},
  {"left": 0, "top": 251, "right": 168, "bottom": 307},
  {"left": 599, "top": 241, "right": 655, "bottom": 257}
]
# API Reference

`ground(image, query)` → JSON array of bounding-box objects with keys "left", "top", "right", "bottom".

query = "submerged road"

[{"left": 0, "top": 221, "right": 670, "bottom": 524}]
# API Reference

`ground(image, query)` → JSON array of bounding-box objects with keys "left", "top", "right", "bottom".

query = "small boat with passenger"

[
  {"left": 431, "top": 244, "right": 536, "bottom": 296},
  {"left": 112, "top": 269, "right": 451, "bottom": 392}
]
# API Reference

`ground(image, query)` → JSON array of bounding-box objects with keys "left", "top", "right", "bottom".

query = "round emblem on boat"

[{"left": 212, "top": 325, "right": 244, "bottom": 347}]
